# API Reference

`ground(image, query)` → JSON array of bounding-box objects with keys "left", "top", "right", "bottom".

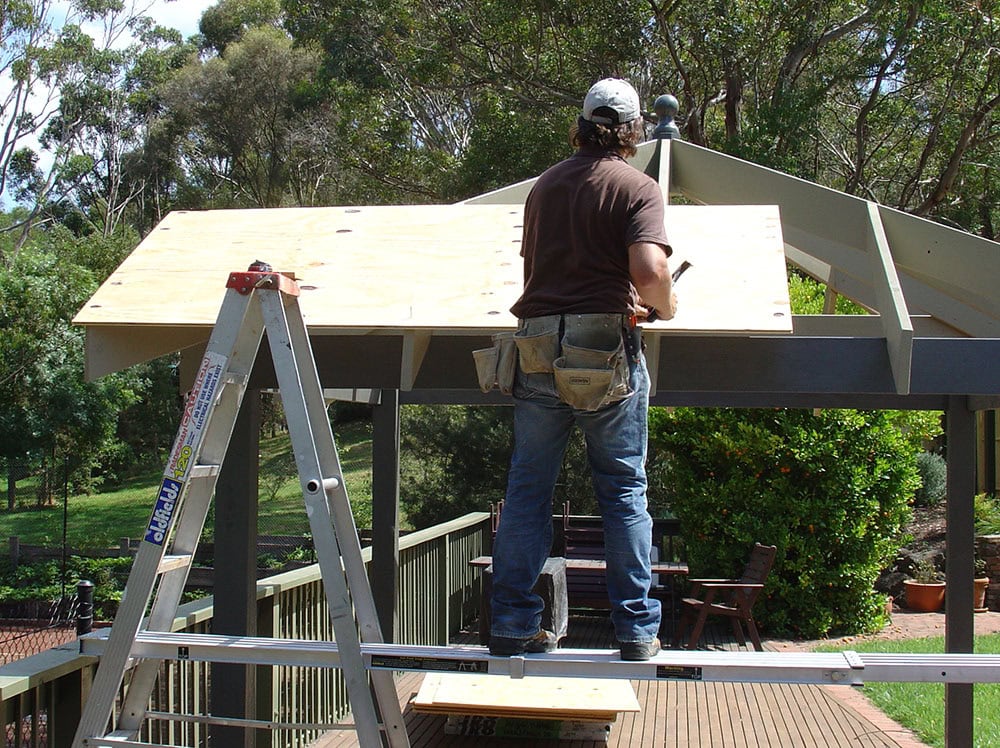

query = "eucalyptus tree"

[
  {"left": 0, "top": 1, "right": 157, "bottom": 259},
  {"left": 157, "top": 25, "right": 322, "bottom": 208}
]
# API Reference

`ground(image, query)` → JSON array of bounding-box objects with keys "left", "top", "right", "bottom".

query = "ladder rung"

[
  {"left": 156, "top": 555, "right": 192, "bottom": 574},
  {"left": 189, "top": 464, "right": 221, "bottom": 479},
  {"left": 146, "top": 709, "right": 348, "bottom": 731}
]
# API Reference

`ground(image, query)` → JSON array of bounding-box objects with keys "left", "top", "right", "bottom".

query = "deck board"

[{"left": 310, "top": 618, "right": 923, "bottom": 747}]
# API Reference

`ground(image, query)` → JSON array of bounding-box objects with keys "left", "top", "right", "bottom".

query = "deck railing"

[{"left": 0, "top": 512, "right": 490, "bottom": 748}]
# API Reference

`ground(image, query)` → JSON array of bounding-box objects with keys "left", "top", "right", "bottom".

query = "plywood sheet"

[
  {"left": 74, "top": 204, "right": 790, "bottom": 335},
  {"left": 411, "top": 672, "right": 639, "bottom": 722}
]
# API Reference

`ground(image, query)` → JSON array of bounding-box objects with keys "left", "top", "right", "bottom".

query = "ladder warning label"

[
  {"left": 144, "top": 350, "right": 227, "bottom": 546},
  {"left": 656, "top": 665, "right": 703, "bottom": 680},
  {"left": 166, "top": 351, "right": 227, "bottom": 481},
  {"left": 369, "top": 654, "right": 489, "bottom": 673}
]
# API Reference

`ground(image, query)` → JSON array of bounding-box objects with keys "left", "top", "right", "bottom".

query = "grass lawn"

[
  {"left": 818, "top": 634, "right": 1000, "bottom": 747},
  {"left": 0, "top": 421, "right": 375, "bottom": 550}
]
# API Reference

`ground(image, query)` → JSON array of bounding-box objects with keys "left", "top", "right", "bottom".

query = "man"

[{"left": 489, "top": 78, "right": 676, "bottom": 662}]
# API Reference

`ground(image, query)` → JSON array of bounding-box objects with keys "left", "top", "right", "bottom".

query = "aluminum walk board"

[{"left": 79, "top": 629, "right": 1000, "bottom": 686}]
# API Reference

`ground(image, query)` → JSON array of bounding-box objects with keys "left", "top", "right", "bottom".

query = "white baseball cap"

[{"left": 582, "top": 78, "right": 641, "bottom": 125}]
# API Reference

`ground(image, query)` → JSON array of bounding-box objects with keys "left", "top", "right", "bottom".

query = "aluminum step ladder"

[{"left": 72, "top": 263, "right": 409, "bottom": 748}]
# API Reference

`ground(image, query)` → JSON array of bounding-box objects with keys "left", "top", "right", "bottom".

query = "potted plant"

[
  {"left": 975, "top": 556, "right": 990, "bottom": 613},
  {"left": 903, "top": 558, "right": 946, "bottom": 612}
]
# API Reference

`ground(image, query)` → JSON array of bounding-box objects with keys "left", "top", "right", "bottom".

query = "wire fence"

[{"left": 0, "top": 595, "right": 83, "bottom": 667}]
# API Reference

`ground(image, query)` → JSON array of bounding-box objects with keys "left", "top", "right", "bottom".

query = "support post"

[
  {"left": 372, "top": 389, "right": 401, "bottom": 642},
  {"left": 945, "top": 395, "right": 975, "bottom": 747},
  {"left": 211, "top": 390, "right": 261, "bottom": 747}
]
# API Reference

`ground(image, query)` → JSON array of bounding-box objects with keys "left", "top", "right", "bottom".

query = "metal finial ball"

[
  {"left": 652, "top": 94, "right": 681, "bottom": 140},
  {"left": 653, "top": 94, "right": 679, "bottom": 118}
]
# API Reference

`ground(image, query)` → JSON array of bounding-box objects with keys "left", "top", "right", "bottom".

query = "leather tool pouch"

[
  {"left": 513, "top": 315, "right": 561, "bottom": 373},
  {"left": 473, "top": 331, "right": 517, "bottom": 394},
  {"left": 552, "top": 314, "right": 632, "bottom": 411}
]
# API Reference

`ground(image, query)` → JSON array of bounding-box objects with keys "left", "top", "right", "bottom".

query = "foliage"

[
  {"left": 648, "top": 407, "right": 932, "bottom": 638},
  {"left": 0, "top": 230, "right": 146, "bottom": 503},
  {"left": 400, "top": 406, "right": 511, "bottom": 528},
  {"left": 913, "top": 451, "right": 947, "bottom": 507},
  {"left": 817, "top": 634, "right": 1000, "bottom": 748},
  {"left": 975, "top": 494, "right": 1000, "bottom": 536},
  {"left": 157, "top": 26, "right": 322, "bottom": 208},
  {"left": 0, "top": 555, "right": 133, "bottom": 619},
  {"left": 911, "top": 557, "right": 944, "bottom": 583},
  {"left": 787, "top": 270, "right": 868, "bottom": 315},
  {"left": 399, "top": 405, "right": 607, "bottom": 529}
]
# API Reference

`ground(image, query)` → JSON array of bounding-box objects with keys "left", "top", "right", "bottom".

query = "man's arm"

[{"left": 629, "top": 242, "right": 677, "bottom": 321}]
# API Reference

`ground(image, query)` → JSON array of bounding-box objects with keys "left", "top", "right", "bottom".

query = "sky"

[
  {"left": 133, "top": 0, "right": 219, "bottom": 39},
  {"left": 1, "top": 1, "right": 218, "bottom": 208}
]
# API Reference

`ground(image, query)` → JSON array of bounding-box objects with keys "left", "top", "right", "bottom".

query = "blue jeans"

[{"left": 490, "top": 342, "right": 661, "bottom": 644}]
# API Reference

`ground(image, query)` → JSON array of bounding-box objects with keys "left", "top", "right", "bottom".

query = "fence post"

[{"left": 76, "top": 580, "right": 94, "bottom": 635}]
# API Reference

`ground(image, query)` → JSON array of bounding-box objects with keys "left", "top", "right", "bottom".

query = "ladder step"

[
  {"left": 156, "top": 555, "right": 192, "bottom": 574},
  {"left": 189, "top": 464, "right": 221, "bottom": 479}
]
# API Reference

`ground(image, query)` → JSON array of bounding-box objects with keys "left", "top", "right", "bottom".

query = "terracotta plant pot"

[
  {"left": 903, "top": 579, "right": 946, "bottom": 612},
  {"left": 974, "top": 577, "right": 990, "bottom": 612}
]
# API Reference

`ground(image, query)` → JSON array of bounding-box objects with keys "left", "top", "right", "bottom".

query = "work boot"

[
  {"left": 489, "top": 629, "right": 558, "bottom": 656},
  {"left": 619, "top": 637, "right": 661, "bottom": 661}
]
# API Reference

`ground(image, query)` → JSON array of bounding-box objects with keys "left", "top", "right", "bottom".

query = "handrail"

[{"left": 0, "top": 511, "right": 491, "bottom": 748}]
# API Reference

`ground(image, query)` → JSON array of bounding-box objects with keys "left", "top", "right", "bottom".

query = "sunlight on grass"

[
  {"left": 0, "top": 421, "right": 376, "bottom": 549},
  {"left": 817, "top": 634, "right": 1000, "bottom": 747}
]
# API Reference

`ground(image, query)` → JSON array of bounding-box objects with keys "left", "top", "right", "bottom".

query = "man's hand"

[
  {"left": 629, "top": 242, "right": 676, "bottom": 320},
  {"left": 638, "top": 290, "right": 678, "bottom": 322}
]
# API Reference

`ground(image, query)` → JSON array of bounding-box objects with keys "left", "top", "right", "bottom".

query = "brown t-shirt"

[{"left": 510, "top": 147, "right": 671, "bottom": 319}]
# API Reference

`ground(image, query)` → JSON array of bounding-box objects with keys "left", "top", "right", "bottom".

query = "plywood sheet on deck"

[
  {"left": 411, "top": 672, "right": 639, "bottom": 722},
  {"left": 74, "top": 204, "right": 789, "bottom": 334}
]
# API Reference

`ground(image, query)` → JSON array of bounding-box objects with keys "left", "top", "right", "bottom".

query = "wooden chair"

[{"left": 672, "top": 543, "right": 777, "bottom": 651}]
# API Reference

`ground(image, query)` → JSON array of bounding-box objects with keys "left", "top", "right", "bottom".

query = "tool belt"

[{"left": 473, "top": 313, "right": 637, "bottom": 411}]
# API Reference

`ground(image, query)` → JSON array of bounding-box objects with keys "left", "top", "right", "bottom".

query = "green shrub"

[
  {"left": 0, "top": 556, "right": 133, "bottom": 619},
  {"left": 913, "top": 451, "right": 947, "bottom": 506},
  {"left": 648, "top": 408, "right": 926, "bottom": 638},
  {"left": 975, "top": 494, "right": 1000, "bottom": 535}
]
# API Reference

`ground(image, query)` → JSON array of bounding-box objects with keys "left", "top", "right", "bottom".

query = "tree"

[
  {"left": 0, "top": 225, "right": 142, "bottom": 506},
  {"left": 157, "top": 26, "right": 322, "bottom": 207},
  {"left": 0, "top": 1, "right": 157, "bottom": 260}
]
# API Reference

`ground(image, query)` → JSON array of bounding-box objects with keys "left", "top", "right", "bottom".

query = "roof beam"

[
  {"left": 866, "top": 201, "right": 913, "bottom": 394},
  {"left": 400, "top": 331, "right": 431, "bottom": 391}
]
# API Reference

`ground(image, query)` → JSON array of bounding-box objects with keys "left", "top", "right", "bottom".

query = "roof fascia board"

[
  {"left": 792, "top": 314, "right": 963, "bottom": 338},
  {"left": 648, "top": 335, "right": 1000, "bottom": 396},
  {"left": 866, "top": 201, "right": 914, "bottom": 395},
  {"left": 85, "top": 326, "right": 209, "bottom": 381},
  {"left": 398, "top": 389, "right": 950, "bottom": 410}
]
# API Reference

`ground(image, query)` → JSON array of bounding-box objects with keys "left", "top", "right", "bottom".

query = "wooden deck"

[{"left": 313, "top": 616, "right": 923, "bottom": 748}]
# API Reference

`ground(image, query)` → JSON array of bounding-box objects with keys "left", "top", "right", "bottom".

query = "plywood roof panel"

[{"left": 74, "top": 203, "right": 791, "bottom": 336}]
